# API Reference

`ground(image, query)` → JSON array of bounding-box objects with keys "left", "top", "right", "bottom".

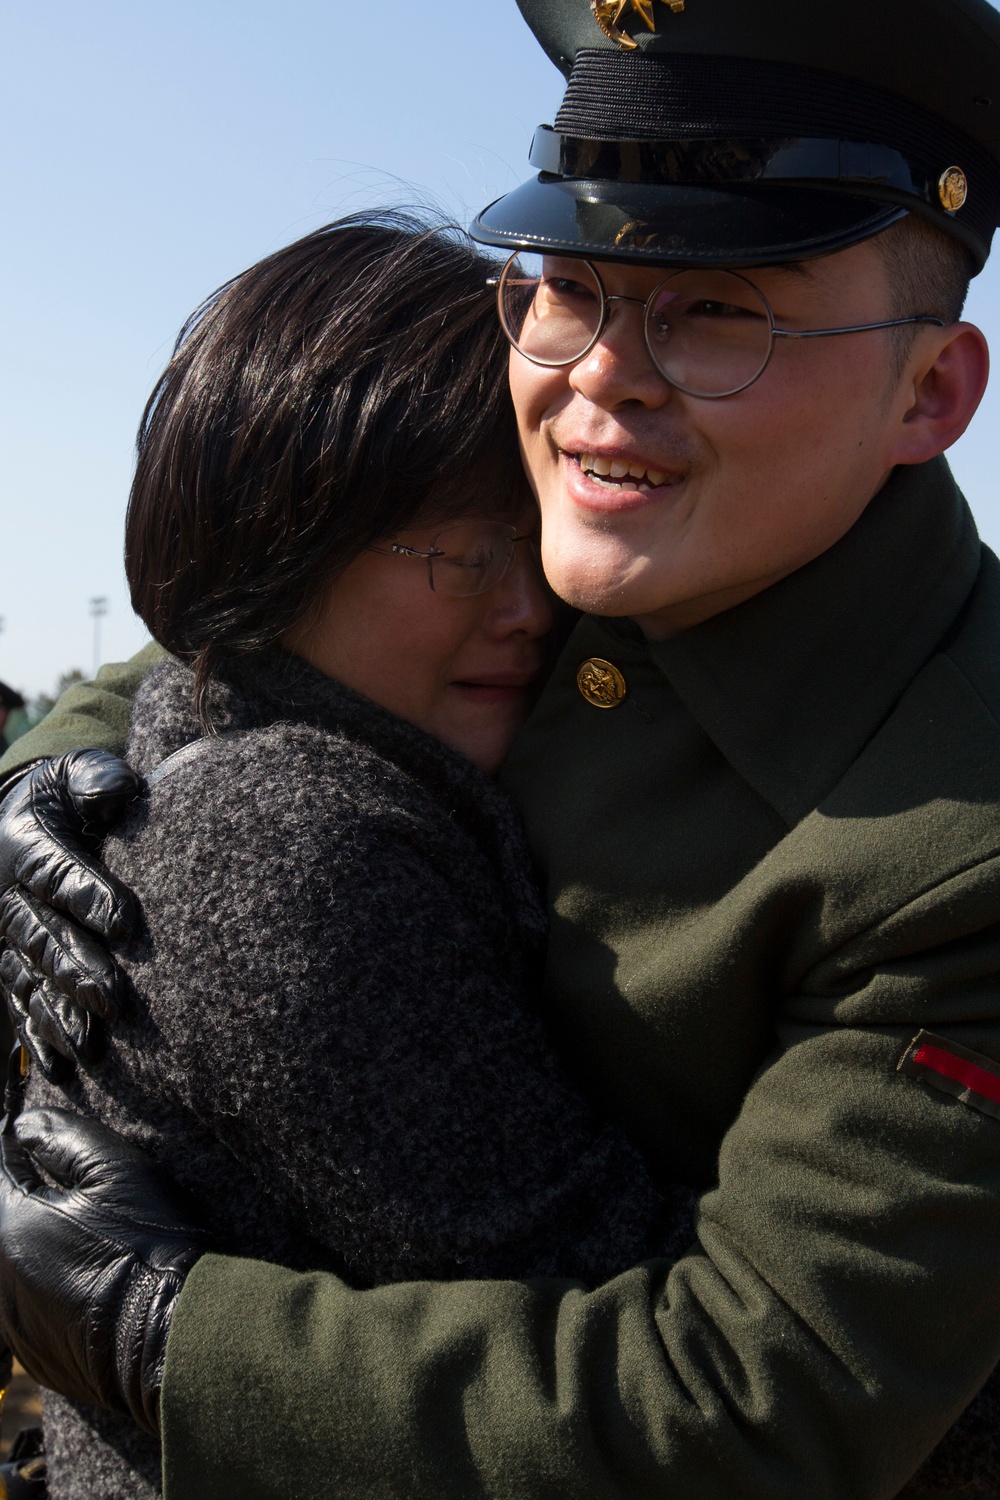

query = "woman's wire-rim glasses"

[
  {"left": 491, "top": 254, "right": 945, "bottom": 399},
  {"left": 370, "top": 520, "right": 535, "bottom": 597}
]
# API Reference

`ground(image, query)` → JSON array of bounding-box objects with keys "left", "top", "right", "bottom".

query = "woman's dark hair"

[{"left": 125, "top": 210, "right": 530, "bottom": 723}]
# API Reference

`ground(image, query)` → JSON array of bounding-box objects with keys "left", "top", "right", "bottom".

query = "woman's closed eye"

[{"left": 439, "top": 540, "right": 496, "bottom": 576}]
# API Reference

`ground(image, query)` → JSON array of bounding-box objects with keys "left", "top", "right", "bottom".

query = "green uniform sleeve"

[
  {"left": 161, "top": 887, "right": 1000, "bottom": 1500},
  {"left": 0, "top": 643, "right": 165, "bottom": 785}
]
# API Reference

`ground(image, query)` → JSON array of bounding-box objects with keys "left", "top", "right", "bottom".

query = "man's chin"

[
  {"left": 541, "top": 559, "right": 665, "bottom": 619},
  {"left": 539, "top": 511, "right": 695, "bottom": 619}
]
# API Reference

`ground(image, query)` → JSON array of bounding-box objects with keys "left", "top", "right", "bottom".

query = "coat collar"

[{"left": 634, "top": 457, "right": 981, "bottom": 826}]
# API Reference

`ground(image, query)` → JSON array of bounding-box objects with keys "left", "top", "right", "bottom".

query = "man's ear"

[{"left": 887, "top": 322, "right": 990, "bottom": 466}]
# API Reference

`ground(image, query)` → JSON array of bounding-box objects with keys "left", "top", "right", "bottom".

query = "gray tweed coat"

[{"left": 30, "top": 651, "right": 690, "bottom": 1500}]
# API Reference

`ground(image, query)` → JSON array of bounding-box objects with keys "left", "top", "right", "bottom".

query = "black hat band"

[{"left": 556, "top": 50, "right": 982, "bottom": 153}]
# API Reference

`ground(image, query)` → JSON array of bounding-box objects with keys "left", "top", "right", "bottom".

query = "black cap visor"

[{"left": 472, "top": 174, "right": 911, "bottom": 268}]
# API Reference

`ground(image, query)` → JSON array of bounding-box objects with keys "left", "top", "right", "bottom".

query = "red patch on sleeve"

[{"left": 899, "top": 1031, "right": 1000, "bottom": 1121}]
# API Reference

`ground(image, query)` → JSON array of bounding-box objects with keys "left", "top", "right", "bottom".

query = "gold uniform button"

[{"left": 577, "top": 658, "right": 627, "bottom": 708}]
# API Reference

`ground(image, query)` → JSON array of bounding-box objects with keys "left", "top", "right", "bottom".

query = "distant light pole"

[{"left": 89, "top": 597, "right": 108, "bottom": 677}]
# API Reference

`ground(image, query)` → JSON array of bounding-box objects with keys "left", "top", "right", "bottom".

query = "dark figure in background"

[{"left": 0, "top": 685, "right": 25, "bottom": 759}]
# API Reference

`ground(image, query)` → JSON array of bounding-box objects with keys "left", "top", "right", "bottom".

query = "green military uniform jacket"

[{"left": 7, "top": 457, "right": 1000, "bottom": 1499}]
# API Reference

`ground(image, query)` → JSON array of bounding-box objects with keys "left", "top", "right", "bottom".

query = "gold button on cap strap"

[
  {"left": 577, "top": 658, "right": 627, "bottom": 708},
  {"left": 939, "top": 166, "right": 969, "bottom": 212}
]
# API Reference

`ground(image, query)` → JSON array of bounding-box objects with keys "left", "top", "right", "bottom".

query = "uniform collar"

[{"left": 638, "top": 457, "right": 981, "bottom": 826}]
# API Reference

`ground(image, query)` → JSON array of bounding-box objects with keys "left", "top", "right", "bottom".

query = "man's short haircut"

[
  {"left": 126, "top": 212, "right": 528, "bottom": 723},
  {"left": 872, "top": 213, "right": 976, "bottom": 380}
]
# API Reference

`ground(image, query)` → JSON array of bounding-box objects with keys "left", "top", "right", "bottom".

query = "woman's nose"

[
  {"left": 488, "top": 543, "right": 556, "bottom": 639},
  {"left": 569, "top": 298, "right": 674, "bottom": 412}
]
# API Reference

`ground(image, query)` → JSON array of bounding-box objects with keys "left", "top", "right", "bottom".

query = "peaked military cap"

[{"left": 471, "top": 0, "right": 1000, "bottom": 269}]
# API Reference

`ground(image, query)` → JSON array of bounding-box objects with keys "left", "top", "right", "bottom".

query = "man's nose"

[
  {"left": 487, "top": 544, "right": 556, "bottom": 639},
  {"left": 569, "top": 296, "right": 673, "bottom": 411}
]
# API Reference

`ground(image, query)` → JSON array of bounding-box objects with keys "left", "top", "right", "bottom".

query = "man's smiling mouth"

[{"left": 576, "top": 452, "right": 674, "bottom": 492}]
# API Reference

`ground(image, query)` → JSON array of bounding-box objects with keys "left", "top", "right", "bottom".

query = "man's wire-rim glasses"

[
  {"left": 369, "top": 519, "right": 535, "bottom": 597},
  {"left": 491, "top": 253, "right": 945, "bottom": 399}
]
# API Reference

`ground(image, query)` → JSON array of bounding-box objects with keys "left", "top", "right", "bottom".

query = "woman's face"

[{"left": 284, "top": 508, "right": 556, "bottom": 774}]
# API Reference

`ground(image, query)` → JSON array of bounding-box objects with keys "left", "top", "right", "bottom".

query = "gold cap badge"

[
  {"left": 577, "top": 658, "right": 627, "bottom": 708},
  {"left": 590, "top": 0, "right": 684, "bottom": 51},
  {"left": 939, "top": 167, "right": 969, "bottom": 213}
]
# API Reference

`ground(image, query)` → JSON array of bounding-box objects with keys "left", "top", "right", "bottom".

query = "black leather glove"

[
  {"left": 0, "top": 752, "right": 143, "bottom": 1078},
  {"left": 0, "top": 1107, "right": 211, "bottom": 1437}
]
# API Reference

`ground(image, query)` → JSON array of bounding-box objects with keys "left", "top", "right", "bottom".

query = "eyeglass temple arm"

[
  {"left": 388, "top": 543, "right": 446, "bottom": 559},
  {"left": 772, "top": 315, "right": 944, "bottom": 341}
]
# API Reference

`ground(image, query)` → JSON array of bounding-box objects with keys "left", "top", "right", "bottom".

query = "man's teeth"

[{"left": 578, "top": 453, "right": 670, "bottom": 489}]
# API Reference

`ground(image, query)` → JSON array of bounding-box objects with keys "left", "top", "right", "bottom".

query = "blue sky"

[{"left": 4, "top": 1, "right": 1000, "bottom": 698}]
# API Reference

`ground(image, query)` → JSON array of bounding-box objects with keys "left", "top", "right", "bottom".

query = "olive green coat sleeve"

[
  {"left": 163, "top": 1015, "right": 1000, "bottom": 1499},
  {"left": 0, "top": 643, "right": 165, "bottom": 788}
]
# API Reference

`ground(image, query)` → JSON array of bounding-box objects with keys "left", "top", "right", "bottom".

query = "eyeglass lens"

[
  {"left": 427, "top": 521, "right": 520, "bottom": 596},
  {"left": 497, "top": 254, "right": 777, "bottom": 398}
]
